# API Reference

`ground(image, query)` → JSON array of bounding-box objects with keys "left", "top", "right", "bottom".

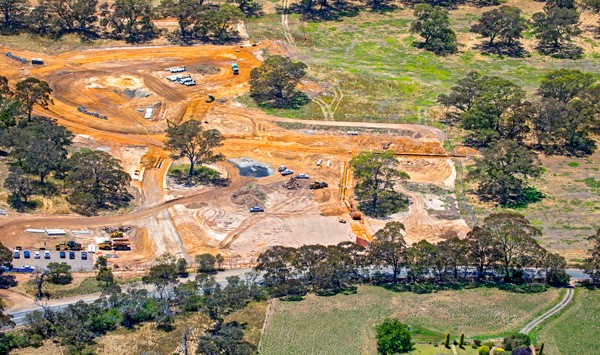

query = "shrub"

[
  {"left": 375, "top": 318, "right": 415, "bottom": 354},
  {"left": 478, "top": 345, "right": 491, "bottom": 355},
  {"left": 511, "top": 347, "right": 533, "bottom": 355},
  {"left": 503, "top": 332, "right": 531, "bottom": 350},
  {"left": 28, "top": 334, "right": 43, "bottom": 348},
  {"left": 483, "top": 341, "right": 495, "bottom": 348}
]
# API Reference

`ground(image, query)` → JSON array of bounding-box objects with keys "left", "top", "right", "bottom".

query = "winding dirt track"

[{"left": 0, "top": 42, "right": 458, "bottom": 260}]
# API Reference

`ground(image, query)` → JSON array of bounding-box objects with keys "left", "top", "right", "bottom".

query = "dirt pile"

[
  {"left": 282, "top": 177, "right": 301, "bottom": 190},
  {"left": 232, "top": 185, "right": 266, "bottom": 207}
]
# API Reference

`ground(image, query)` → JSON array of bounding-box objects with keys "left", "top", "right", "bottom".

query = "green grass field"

[
  {"left": 247, "top": 1, "right": 600, "bottom": 123},
  {"left": 535, "top": 288, "right": 600, "bottom": 355},
  {"left": 260, "top": 285, "right": 562, "bottom": 355}
]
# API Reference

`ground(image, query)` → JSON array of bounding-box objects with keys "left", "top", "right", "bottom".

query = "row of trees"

[
  {"left": 439, "top": 69, "right": 599, "bottom": 205},
  {"left": 0, "top": 0, "right": 257, "bottom": 43},
  {"left": 288, "top": 0, "right": 503, "bottom": 21},
  {"left": 411, "top": 0, "right": 597, "bottom": 58},
  {"left": 3, "top": 225, "right": 600, "bottom": 353},
  {"left": 256, "top": 213, "right": 570, "bottom": 298}
]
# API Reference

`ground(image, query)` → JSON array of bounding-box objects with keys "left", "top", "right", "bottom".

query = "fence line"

[{"left": 445, "top": 120, "right": 477, "bottom": 226}]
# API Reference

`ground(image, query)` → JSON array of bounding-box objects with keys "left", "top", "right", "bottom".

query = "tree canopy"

[
  {"left": 469, "top": 140, "right": 543, "bottom": 207},
  {"left": 350, "top": 150, "right": 410, "bottom": 217},
  {"left": 410, "top": 4, "right": 457, "bottom": 55},
  {"left": 4, "top": 117, "right": 73, "bottom": 184},
  {"left": 532, "top": 5, "right": 582, "bottom": 58},
  {"left": 583, "top": 229, "right": 600, "bottom": 286},
  {"left": 166, "top": 120, "right": 225, "bottom": 179},
  {"left": 375, "top": 318, "right": 414, "bottom": 354},
  {"left": 14, "top": 78, "right": 53, "bottom": 122},
  {"left": 470, "top": 6, "right": 527, "bottom": 55},
  {"left": 249, "top": 55, "right": 309, "bottom": 109},
  {"left": 66, "top": 149, "right": 132, "bottom": 215}
]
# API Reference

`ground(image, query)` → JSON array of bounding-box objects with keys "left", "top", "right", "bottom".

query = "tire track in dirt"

[{"left": 281, "top": 0, "right": 296, "bottom": 45}]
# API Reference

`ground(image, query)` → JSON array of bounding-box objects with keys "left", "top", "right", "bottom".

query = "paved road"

[
  {"left": 7, "top": 268, "right": 255, "bottom": 327},
  {"left": 519, "top": 287, "right": 575, "bottom": 334}
]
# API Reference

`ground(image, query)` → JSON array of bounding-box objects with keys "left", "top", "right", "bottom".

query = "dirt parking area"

[{"left": 12, "top": 251, "right": 94, "bottom": 272}]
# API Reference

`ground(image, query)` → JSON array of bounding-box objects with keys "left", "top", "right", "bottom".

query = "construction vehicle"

[
  {"left": 349, "top": 202, "right": 362, "bottom": 220},
  {"left": 98, "top": 242, "right": 112, "bottom": 251},
  {"left": 232, "top": 62, "right": 239, "bottom": 75},
  {"left": 110, "top": 231, "right": 124, "bottom": 238},
  {"left": 55, "top": 241, "right": 82, "bottom": 251},
  {"left": 113, "top": 242, "right": 131, "bottom": 251},
  {"left": 309, "top": 181, "right": 329, "bottom": 189}
]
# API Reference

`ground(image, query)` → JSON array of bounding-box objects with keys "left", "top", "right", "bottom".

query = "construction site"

[{"left": 0, "top": 41, "right": 469, "bottom": 267}]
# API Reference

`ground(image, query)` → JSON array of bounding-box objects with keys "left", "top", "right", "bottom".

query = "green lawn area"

[
  {"left": 19, "top": 276, "right": 103, "bottom": 298},
  {"left": 246, "top": 1, "right": 600, "bottom": 123},
  {"left": 535, "top": 288, "right": 600, "bottom": 355},
  {"left": 260, "top": 285, "right": 562, "bottom": 355}
]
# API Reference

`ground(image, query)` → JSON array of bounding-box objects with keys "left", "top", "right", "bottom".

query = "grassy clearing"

[
  {"left": 464, "top": 151, "right": 600, "bottom": 263},
  {"left": 261, "top": 285, "right": 561, "bottom": 355},
  {"left": 535, "top": 288, "right": 600, "bottom": 355},
  {"left": 19, "top": 276, "right": 102, "bottom": 298},
  {"left": 247, "top": 1, "right": 600, "bottom": 123},
  {"left": 94, "top": 312, "right": 209, "bottom": 354},
  {"left": 224, "top": 301, "right": 268, "bottom": 347}
]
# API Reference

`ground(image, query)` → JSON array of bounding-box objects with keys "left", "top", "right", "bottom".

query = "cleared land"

[
  {"left": 260, "top": 285, "right": 562, "bottom": 355},
  {"left": 536, "top": 288, "right": 600, "bottom": 355},
  {"left": 0, "top": 41, "right": 467, "bottom": 265}
]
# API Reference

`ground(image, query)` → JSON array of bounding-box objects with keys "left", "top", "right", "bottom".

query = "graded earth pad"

[{"left": 0, "top": 42, "right": 470, "bottom": 264}]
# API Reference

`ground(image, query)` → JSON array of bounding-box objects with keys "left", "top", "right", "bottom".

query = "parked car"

[
  {"left": 44, "top": 251, "right": 51, "bottom": 259},
  {"left": 249, "top": 206, "right": 264, "bottom": 213},
  {"left": 34, "top": 251, "right": 40, "bottom": 259},
  {"left": 295, "top": 173, "right": 309, "bottom": 179},
  {"left": 81, "top": 252, "right": 87, "bottom": 260},
  {"left": 12, "top": 251, "right": 19, "bottom": 259},
  {"left": 277, "top": 165, "right": 287, "bottom": 172},
  {"left": 281, "top": 169, "right": 293, "bottom": 176},
  {"left": 59, "top": 251, "right": 66, "bottom": 259},
  {"left": 69, "top": 251, "right": 75, "bottom": 259},
  {"left": 23, "top": 251, "right": 30, "bottom": 258}
]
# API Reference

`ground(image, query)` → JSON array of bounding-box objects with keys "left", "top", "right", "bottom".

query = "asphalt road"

[{"left": 7, "top": 268, "right": 255, "bottom": 327}]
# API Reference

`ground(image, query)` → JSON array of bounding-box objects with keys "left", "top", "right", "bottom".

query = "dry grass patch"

[
  {"left": 225, "top": 301, "right": 269, "bottom": 347},
  {"left": 94, "top": 312, "right": 209, "bottom": 355}
]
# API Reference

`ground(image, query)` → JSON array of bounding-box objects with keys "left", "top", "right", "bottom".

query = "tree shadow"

[
  {"left": 536, "top": 43, "right": 584, "bottom": 59},
  {"left": 474, "top": 42, "right": 527, "bottom": 58},
  {"left": 287, "top": 1, "right": 361, "bottom": 22}
]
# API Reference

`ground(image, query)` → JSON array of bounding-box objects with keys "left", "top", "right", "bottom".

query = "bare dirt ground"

[{"left": 0, "top": 41, "right": 468, "bottom": 264}]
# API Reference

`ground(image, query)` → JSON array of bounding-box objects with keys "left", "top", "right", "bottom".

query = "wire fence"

[{"left": 445, "top": 120, "right": 477, "bottom": 226}]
